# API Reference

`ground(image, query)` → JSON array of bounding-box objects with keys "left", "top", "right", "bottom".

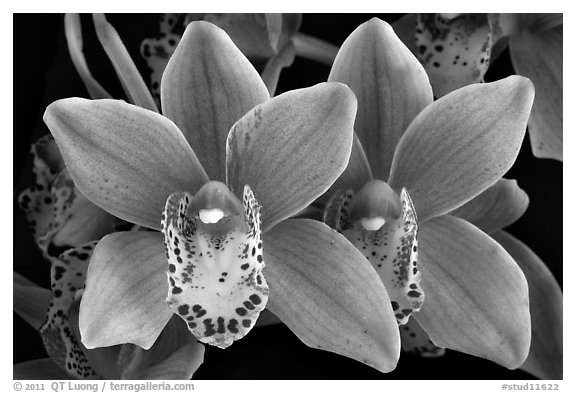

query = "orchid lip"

[{"left": 161, "top": 184, "right": 269, "bottom": 348}]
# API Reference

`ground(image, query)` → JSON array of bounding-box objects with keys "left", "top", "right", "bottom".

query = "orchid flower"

[
  {"left": 141, "top": 13, "right": 339, "bottom": 98},
  {"left": 14, "top": 248, "right": 205, "bottom": 380},
  {"left": 394, "top": 13, "right": 562, "bottom": 161},
  {"left": 320, "top": 18, "right": 535, "bottom": 369},
  {"left": 43, "top": 20, "right": 403, "bottom": 373}
]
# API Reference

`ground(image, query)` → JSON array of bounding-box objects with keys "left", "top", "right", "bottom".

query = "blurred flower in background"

[{"left": 394, "top": 13, "right": 562, "bottom": 161}]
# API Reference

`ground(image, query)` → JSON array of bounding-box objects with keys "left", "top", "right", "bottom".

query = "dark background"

[{"left": 13, "top": 14, "right": 562, "bottom": 379}]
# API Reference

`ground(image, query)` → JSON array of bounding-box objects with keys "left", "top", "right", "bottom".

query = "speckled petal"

[
  {"left": 227, "top": 82, "right": 356, "bottom": 232},
  {"left": 451, "top": 178, "right": 529, "bottom": 234},
  {"left": 162, "top": 185, "right": 269, "bottom": 348},
  {"left": 40, "top": 242, "right": 99, "bottom": 379},
  {"left": 416, "top": 14, "right": 492, "bottom": 97},
  {"left": 400, "top": 318, "right": 445, "bottom": 357},
  {"left": 44, "top": 98, "right": 209, "bottom": 230},
  {"left": 325, "top": 188, "right": 424, "bottom": 325}
]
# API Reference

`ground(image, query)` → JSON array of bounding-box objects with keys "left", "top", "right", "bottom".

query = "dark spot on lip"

[
  {"left": 177, "top": 304, "right": 189, "bottom": 315},
  {"left": 236, "top": 307, "right": 247, "bottom": 316},
  {"left": 249, "top": 294, "right": 261, "bottom": 305},
  {"left": 408, "top": 290, "right": 421, "bottom": 298},
  {"left": 217, "top": 317, "right": 226, "bottom": 334}
]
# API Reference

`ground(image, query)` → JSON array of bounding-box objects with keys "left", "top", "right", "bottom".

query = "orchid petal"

[
  {"left": 161, "top": 185, "right": 268, "bottom": 348},
  {"left": 44, "top": 98, "right": 209, "bottom": 230},
  {"left": 14, "top": 358, "right": 76, "bottom": 380},
  {"left": 400, "top": 318, "right": 445, "bottom": 357},
  {"left": 162, "top": 20, "right": 269, "bottom": 182},
  {"left": 329, "top": 18, "right": 433, "bottom": 179},
  {"left": 451, "top": 179, "right": 529, "bottom": 234},
  {"left": 415, "top": 14, "right": 492, "bottom": 97},
  {"left": 510, "top": 25, "right": 562, "bottom": 160},
  {"left": 68, "top": 302, "right": 122, "bottom": 379},
  {"left": 318, "top": 132, "right": 373, "bottom": 206},
  {"left": 227, "top": 83, "right": 357, "bottom": 233},
  {"left": 389, "top": 76, "right": 534, "bottom": 223},
  {"left": 264, "top": 218, "right": 400, "bottom": 373},
  {"left": 140, "top": 14, "right": 185, "bottom": 105},
  {"left": 415, "top": 215, "right": 531, "bottom": 369},
  {"left": 79, "top": 232, "right": 172, "bottom": 349},
  {"left": 64, "top": 14, "right": 112, "bottom": 100},
  {"left": 41, "top": 242, "right": 100, "bottom": 379},
  {"left": 117, "top": 317, "right": 205, "bottom": 380},
  {"left": 493, "top": 231, "right": 563, "bottom": 379},
  {"left": 92, "top": 14, "right": 158, "bottom": 112},
  {"left": 13, "top": 272, "right": 52, "bottom": 331}
]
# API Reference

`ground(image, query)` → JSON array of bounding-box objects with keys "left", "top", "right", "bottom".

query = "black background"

[{"left": 13, "top": 14, "right": 562, "bottom": 379}]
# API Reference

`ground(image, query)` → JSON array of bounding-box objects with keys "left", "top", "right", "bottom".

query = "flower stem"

[{"left": 293, "top": 33, "right": 339, "bottom": 66}]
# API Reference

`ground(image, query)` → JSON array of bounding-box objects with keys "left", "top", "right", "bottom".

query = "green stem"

[{"left": 293, "top": 33, "right": 339, "bottom": 66}]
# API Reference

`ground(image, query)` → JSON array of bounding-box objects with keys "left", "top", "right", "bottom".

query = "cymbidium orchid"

[
  {"left": 320, "top": 18, "right": 535, "bottom": 369},
  {"left": 394, "top": 13, "right": 562, "bottom": 161},
  {"left": 42, "top": 20, "right": 403, "bottom": 373}
]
